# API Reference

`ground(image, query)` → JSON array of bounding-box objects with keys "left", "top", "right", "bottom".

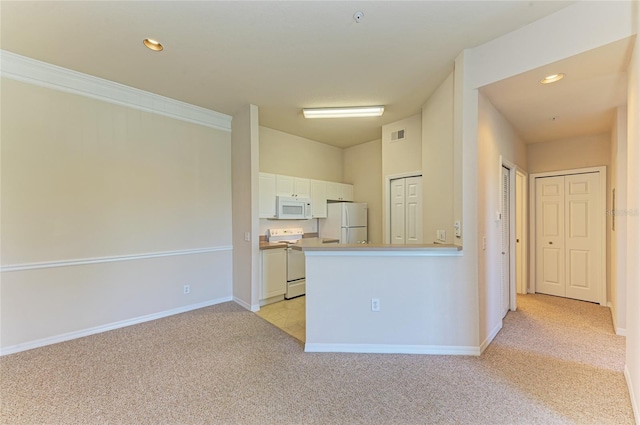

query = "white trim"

[
  {"left": 1, "top": 246, "right": 233, "bottom": 273},
  {"left": 304, "top": 343, "right": 481, "bottom": 356},
  {"left": 528, "top": 166, "right": 607, "bottom": 305},
  {"left": 0, "top": 50, "right": 232, "bottom": 132},
  {"left": 625, "top": 365, "right": 639, "bottom": 424},
  {"left": 480, "top": 320, "right": 503, "bottom": 354},
  {"left": 515, "top": 169, "right": 528, "bottom": 295},
  {"left": 303, "top": 249, "right": 462, "bottom": 257},
  {"left": 0, "top": 296, "right": 233, "bottom": 356},
  {"left": 233, "top": 296, "right": 260, "bottom": 312},
  {"left": 607, "top": 302, "right": 628, "bottom": 336}
]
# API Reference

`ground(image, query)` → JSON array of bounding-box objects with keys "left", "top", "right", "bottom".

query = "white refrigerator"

[{"left": 320, "top": 202, "right": 368, "bottom": 244}]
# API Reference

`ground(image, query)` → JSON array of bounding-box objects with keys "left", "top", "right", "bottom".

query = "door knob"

[{"left": 549, "top": 241, "right": 553, "bottom": 245}]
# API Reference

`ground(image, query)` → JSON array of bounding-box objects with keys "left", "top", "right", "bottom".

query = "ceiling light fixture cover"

[
  {"left": 143, "top": 38, "right": 164, "bottom": 51},
  {"left": 303, "top": 106, "right": 384, "bottom": 119},
  {"left": 540, "top": 73, "right": 565, "bottom": 84}
]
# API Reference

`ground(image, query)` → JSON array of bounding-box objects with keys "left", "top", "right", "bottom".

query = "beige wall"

[
  {"left": 259, "top": 126, "right": 343, "bottom": 182},
  {"left": 344, "top": 139, "right": 383, "bottom": 244},
  {"left": 527, "top": 133, "right": 611, "bottom": 174},
  {"left": 1, "top": 78, "right": 233, "bottom": 350},
  {"left": 422, "top": 73, "right": 455, "bottom": 244},
  {"left": 610, "top": 106, "right": 628, "bottom": 334},
  {"left": 232, "top": 104, "right": 260, "bottom": 310},
  {"left": 625, "top": 3, "right": 640, "bottom": 416},
  {"left": 381, "top": 114, "right": 422, "bottom": 177},
  {"left": 476, "top": 92, "right": 527, "bottom": 348}
]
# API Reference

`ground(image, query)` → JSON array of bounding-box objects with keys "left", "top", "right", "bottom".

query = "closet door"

[
  {"left": 390, "top": 179, "right": 406, "bottom": 244},
  {"left": 390, "top": 176, "right": 423, "bottom": 244},
  {"left": 535, "top": 172, "right": 602, "bottom": 303},
  {"left": 535, "top": 176, "right": 566, "bottom": 297},
  {"left": 564, "top": 173, "right": 601, "bottom": 303}
]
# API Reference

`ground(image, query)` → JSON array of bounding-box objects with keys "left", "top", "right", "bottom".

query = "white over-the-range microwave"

[{"left": 275, "top": 196, "right": 312, "bottom": 220}]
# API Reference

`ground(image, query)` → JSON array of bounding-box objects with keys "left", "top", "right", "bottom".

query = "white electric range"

[{"left": 267, "top": 228, "right": 305, "bottom": 299}]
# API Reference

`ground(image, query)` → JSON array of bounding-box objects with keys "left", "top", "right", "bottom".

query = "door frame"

[
  {"left": 528, "top": 166, "right": 607, "bottom": 305},
  {"left": 500, "top": 158, "right": 524, "bottom": 312},
  {"left": 384, "top": 171, "right": 422, "bottom": 244}
]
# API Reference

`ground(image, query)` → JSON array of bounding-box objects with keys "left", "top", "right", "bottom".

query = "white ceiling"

[
  {"left": 4, "top": 0, "right": 622, "bottom": 149},
  {"left": 480, "top": 37, "right": 634, "bottom": 144}
]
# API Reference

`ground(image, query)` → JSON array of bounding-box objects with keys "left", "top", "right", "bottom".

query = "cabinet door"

[
  {"left": 259, "top": 173, "right": 277, "bottom": 218},
  {"left": 294, "top": 177, "right": 310, "bottom": 198},
  {"left": 326, "top": 181, "right": 340, "bottom": 201},
  {"left": 276, "top": 175, "right": 295, "bottom": 197},
  {"left": 339, "top": 183, "right": 354, "bottom": 202},
  {"left": 310, "top": 179, "right": 328, "bottom": 218},
  {"left": 327, "top": 182, "right": 354, "bottom": 201},
  {"left": 262, "top": 249, "right": 286, "bottom": 299}
]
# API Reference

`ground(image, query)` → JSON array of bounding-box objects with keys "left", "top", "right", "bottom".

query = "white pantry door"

[
  {"left": 535, "top": 172, "right": 602, "bottom": 303},
  {"left": 390, "top": 178, "right": 406, "bottom": 244},
  {"left": 390, "top": 176, "right": 423, "bottom": 244}
]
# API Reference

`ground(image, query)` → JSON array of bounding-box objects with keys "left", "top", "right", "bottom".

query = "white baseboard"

[
  {"left": 233, "top": 297, "right": 260, "bottom": 312},
  {"left": 607, "top": 302, "right": 627, "bottom": 336},
  {"left": 625, "top": 365, "right": 639, "bottom": 424},
  {"left": 0, "top": 296, "right": 233, "bottom": 356},
  {"left": 304, "top": 343, "right": 481, "bottom": 356},
  {"left": 479, "top": 320, "right": 503, "bottom": 354}
]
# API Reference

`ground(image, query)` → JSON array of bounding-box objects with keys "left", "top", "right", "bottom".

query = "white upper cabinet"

[
  {"left": 259, "top": 173, "right": 277, "bottom": 218},
  {"left": 327, "top": 182, "right": 353, "bottom": 202},
  {"left": 310, "top": 179, "right": 328, "bottom": 218},
  {"left": 276, "top": 175, "right": 310, "bottom": 198}
]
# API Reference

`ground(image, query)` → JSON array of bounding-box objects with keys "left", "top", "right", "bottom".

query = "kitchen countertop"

[
  {"left": 301, "top": 242, "right": 461, "bottom": 252},
  {"left": 259, "top": 237, "right": 340, "bottom": 250}
]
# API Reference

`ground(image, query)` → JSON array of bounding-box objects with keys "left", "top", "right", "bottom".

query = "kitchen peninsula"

[{"left": 299, "top": 242, "right": 480, "bottom": 355}]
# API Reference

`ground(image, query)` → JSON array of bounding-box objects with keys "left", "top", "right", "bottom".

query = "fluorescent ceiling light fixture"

[
  {"left": 143, "top": 38, "right": 164, "bottom": 51},
  {"left": 540, "top": 73, "right": 565, "bottom": 84},
  {"left": 303, "top": 106, "right": 385, "bottom": 119}
]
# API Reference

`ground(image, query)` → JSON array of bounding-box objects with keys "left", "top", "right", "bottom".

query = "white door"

[
  {"left": 501, "top": 167, "right": 510, "bottom": 318},
  {"left": 564, "top": 173, "right": 601, "bottom": 303},
  {"left": 535, "top": 172, "right": 602, "bottom": 303},
  {"left": 390, "top": 176, "right": 423, "bottom": 244},
  {"left": 390, "top": 179, "right": 406, "bottom": 244},
  {"left": 516, "top": 171, "right": 527, "bottom": 294},
  {"left": 405, "top": 177, "right": 423, "bottom": 244},
  {"left": 536, "top": 176, "right": 566, "bottom": 297}
]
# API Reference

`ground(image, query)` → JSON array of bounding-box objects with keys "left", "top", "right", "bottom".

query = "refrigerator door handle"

[
  {"left": 345, "top": 227, "right": 349, "bottom": 244},
  {"left": 344, "top": 205, "right": 350, "bottom": 228}
]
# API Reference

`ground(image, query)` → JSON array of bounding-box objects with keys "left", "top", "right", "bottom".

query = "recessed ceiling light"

[
  {"left": 540, "top": 73, "right": 565, "bottom": 84},
  {"left": 303, "top": 106, "right": 384, "bottom": 119},
  {"left": 143, "top": 38, "right": 163, "bottom": 52}
]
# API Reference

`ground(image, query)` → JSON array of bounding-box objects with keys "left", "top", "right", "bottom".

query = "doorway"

[
  {"left": 501, "top": 166, "right": 510, "bottom": 318},
  {"left": 529, "top": 167, "right": 606, "bottom": 305}
]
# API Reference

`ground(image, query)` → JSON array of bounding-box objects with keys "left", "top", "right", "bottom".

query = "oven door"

[{"left": 286, "top": 248, "right": 305, "bottom": 281}]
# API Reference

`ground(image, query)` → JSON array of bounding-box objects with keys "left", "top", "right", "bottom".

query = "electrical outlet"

[
  {"left": 244, "top": 232, "right": 250, "bottom": 242},
  {"left": 454, "top": 221, "right": 461, "bottom": 237},
  {"left": 183, "top": 284, "right": 190, "bottom": 294},
  {"left": 371, "top": 298, "right": 380, "bottom": 312}
]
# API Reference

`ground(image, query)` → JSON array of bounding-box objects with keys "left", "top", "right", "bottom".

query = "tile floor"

[{"left": 256, "top": 296, "right": 306, "bottom": 342}]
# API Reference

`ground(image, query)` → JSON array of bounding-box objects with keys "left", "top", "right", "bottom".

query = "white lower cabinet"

[{"left": 261, "top": 248, "right": 286, "bottom": 300}]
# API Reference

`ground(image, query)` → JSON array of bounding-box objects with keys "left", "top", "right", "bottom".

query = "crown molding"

[{"left": 0, "top": 50, "right": 232, "bottom": 132}]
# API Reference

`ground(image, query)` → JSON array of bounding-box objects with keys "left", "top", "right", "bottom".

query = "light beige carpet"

[{"left": 1, "top": 294, "right": 634, "bottom": 424}]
